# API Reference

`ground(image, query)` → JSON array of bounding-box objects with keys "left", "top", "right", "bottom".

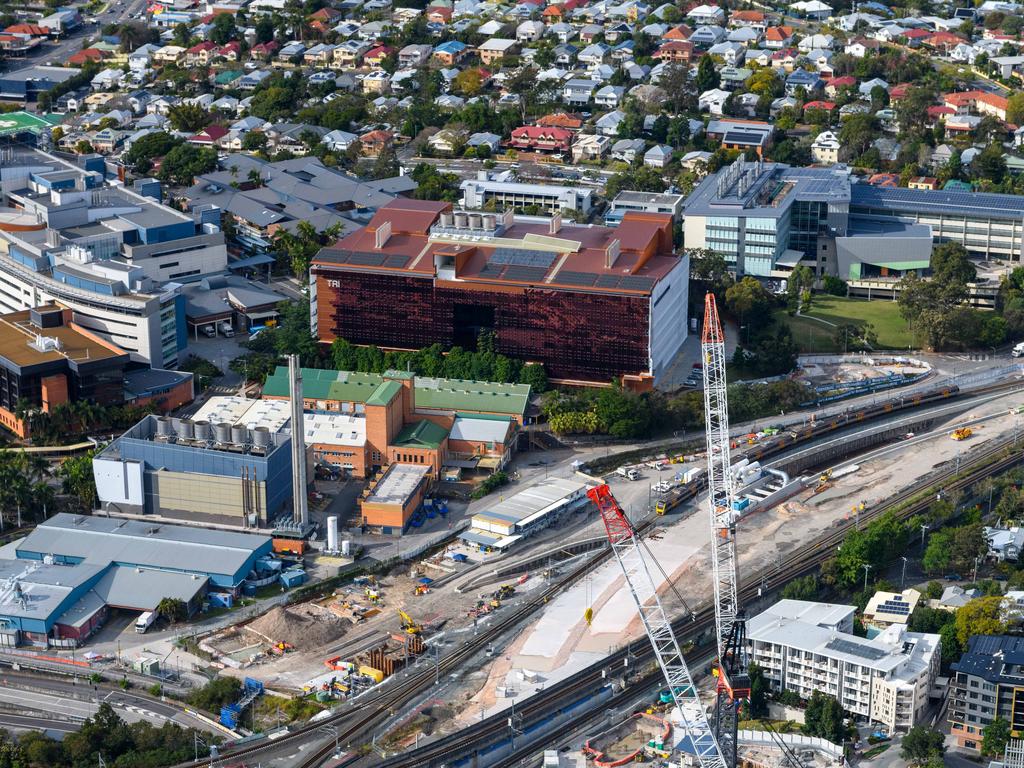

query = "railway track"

[
  {"left": 371, "top": 436, "right": 1024, "bottom": 768},
  {"left": 175, "top": 378, "right": 1022, "bottom": 768}
]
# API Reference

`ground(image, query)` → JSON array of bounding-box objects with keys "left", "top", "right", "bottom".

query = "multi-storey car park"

[
  {"left": 311, "top": 199, "right": 689, "bottom": 387},
  {"left": 0, "top": 146, "right": 229, "bottom": 367}
]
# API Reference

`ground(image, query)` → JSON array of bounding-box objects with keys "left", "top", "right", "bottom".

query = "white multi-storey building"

[{"left": 747, "top": 600, "right": 940, "bottom": 732}]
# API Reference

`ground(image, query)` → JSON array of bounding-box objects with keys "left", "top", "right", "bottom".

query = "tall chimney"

[{"left": 288, "top": 354, "right": 309, "bottom": 527}]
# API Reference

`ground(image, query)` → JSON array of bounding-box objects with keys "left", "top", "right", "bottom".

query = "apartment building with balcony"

[
  {"left": 747, "top": 600, "right": 940, "bottom": 733},
  {"left": 949, "top": 634, "right": 1024, "bottom": 750}
]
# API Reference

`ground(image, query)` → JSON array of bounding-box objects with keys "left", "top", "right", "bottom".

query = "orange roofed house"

[{"left": 311, "top": 199, "right": 691, "bottom": 387}]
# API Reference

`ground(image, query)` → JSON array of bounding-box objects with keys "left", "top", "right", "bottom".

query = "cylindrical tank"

[
  {"left": 341, "top": 539, "right": 351, "bottom": 556},
  {"left": 454, "top": 212, "right": 468, "bottom": 228},
  {"left": 440, "top": 212, "right": 454, "bottom": 227},
  {"left": 327, "top": 516, "right": 339, "bottom": 552},
  {"left": 468, "top": 213, "right": 482, "bottom": 230},
  {"left": 176, "top": 419, "right": 194, "bottom": 440},
  {"left": 252, "top": 426, "right": 271, "bottom": 448},
  {"left": 194, "top": 420, "right": 211, "bottom": 441},
  {"left": 156, "top": 417, "right": 173, "bottom": 437},
  {"left": 482, "top": 214, "right": 497, "bottom": 230},
  {"left": 214, "top": 422, "right": 232, "bottom": 443},
  {"left": 231, "top": 424, "right": 248, "bottom": 444}
]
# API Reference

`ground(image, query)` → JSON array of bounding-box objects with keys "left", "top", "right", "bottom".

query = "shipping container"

[{"left": 359, "top": 665, "right": 384, "bottom": 683}]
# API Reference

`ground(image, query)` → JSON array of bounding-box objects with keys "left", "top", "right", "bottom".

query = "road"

[
  {"left": 0, "top": 671, "right": 224, "bottom": 734},
  {"left": 0, "top": 713, "right": 79, "bottom": 734}
]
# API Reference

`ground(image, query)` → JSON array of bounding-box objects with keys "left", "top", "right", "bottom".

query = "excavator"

[{"left": 397, "top": 609, "right": 422, "bottom": 635}]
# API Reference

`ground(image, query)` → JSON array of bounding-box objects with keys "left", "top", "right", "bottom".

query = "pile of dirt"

[{"left": 245, "top": 606, "right": 344, "bottom": 650}]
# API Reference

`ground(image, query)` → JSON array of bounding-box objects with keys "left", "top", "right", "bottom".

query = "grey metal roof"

[
  {"left": 0, "top": 559, "right": 104, "bottom": 622},
  {"left": 952, "top": 634, "right": 1024, "bottom": 682},
  {"left": 93, "top": 564, "right": 208, "bottom": 611},
  {"left": 17, "top": 513, "right": 270, "bottom": 579}
]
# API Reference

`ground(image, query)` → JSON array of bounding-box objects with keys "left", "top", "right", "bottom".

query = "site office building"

[{"left": 310, "top": 200, "right": 690, "bottom": 387}]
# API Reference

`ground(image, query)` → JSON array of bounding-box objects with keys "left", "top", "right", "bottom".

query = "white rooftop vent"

[{"left": 29, "top": 334, "right": 62, "bottom": 354}]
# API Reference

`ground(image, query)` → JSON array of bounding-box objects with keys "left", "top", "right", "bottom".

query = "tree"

[
  {"left": 725, "top": 277, "right": 774, "bottom": 329},
  {"left": 59, "top": 450, "right": 98, "bottom": 511},
  {"left": 802, "top": 691, "right": 846, "bottom": 743},
  {"left": 453, "top": 68, "right": 483, "bottom": 96},
  {"left": 74, "top": 140, "right": 94, "bottom": 155},
  {"left": 272, "top": 220, "right": 341, "bottom": 281},
  {"left": 695, "top": 54, "right": 719, "bottom": 92},
  {"left": 187, "top": 677, "right": 242, "bottom": 712},
  {"left": 172, "top": 22, "right": 192, "bottom": 47},
  {"left": 125, "top": 131, "right": 182, "bottom": 170},
  {"left": 690, "top": 248, "right": 733, "bottom": 299},
  {"left": 747, "top": 662, "right": 769, "bottom": 719},
  {"left": 982, "top": 717, "right": 1011, "bottom": 757},
  {"left": 168, "top": 103, "right": 211, "bottom": 133},
  {"left": 158, "top": 144, "right": 218, "bottom": 185},
  {"left": 209, "top": 11, "right": 237, "bottom": 44},
  {"left": 242, "top": 131, "right": 268, "bottom": 152},
  {"left": 520, "top": 363, "right": 548, "bottom": 393},
  {"left": 255, "top": 15, "right": 275, "bottom": 43},
  {"left": 605, "top": 166, "right": 666, "bottom": 199},
  {"left": 780, "top": 574, "right": 819, "bottom": 600},
  {"left": 901, "top": 725, "right": 945, "bottom": 764},
  {"left": 1008, "top": 92, "right": 1024, "bottom": 126},
  {"left": 955, "top": 596, "right": 1007, "bottom": 647},
  {"left": 157, "top": 597, "right": 188, "bottom": 623},
  {"left": 931, "top": 241, "right": 976, "bottom": 285},
  {"left": 975, "top": 142, "right": 1007, "bottom": 184}
]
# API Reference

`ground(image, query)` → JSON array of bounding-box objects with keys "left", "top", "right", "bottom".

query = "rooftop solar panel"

[
  {"left": 723, "top": 131, "right": 766, "bottom": 144},
  {"left": 383, "top": 254, "right": 408, "bottom": 269},
  {"left": 318, "top": 248, "right": 351, "bottom": 263},
  {"left": 347, "top": 252, "right": 386, "bottom": 266},
  {"left": 619, "top": 276, "right": 656, "bottom": 291},
  {"left": 825, "top": 638, "right": 889, "bottom": 661},
  {"left": 502, "top": 265, "right": 548, "bottom": 282},
  {"left": 595, "top": 275, "right": 621, "bottom": 288},
  {"left": 555, "top": 271, "right": 598, "bottom": 287},
  {"left": 478, "top": 264, "right": 505, "bottom": 277},
  {"left": 490, "top": 248, "right": 558, "bottom": 268}
]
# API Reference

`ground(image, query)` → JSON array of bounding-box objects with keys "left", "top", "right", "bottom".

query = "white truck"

[
  {"left": 135, "top": 610, "right": 157, "bottom": 633},
  {"left": 218, "top": 321, "right": 235, "bottom": 337},
  {"left": 616, "top": 466, "right": 640, "bottom": 481},
  {"left": 1013, "top": 342, "right": 1024, "bottom": 358}
]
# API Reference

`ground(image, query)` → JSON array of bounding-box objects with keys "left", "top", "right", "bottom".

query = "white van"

[{"left": 1013, "top": 342, "right": 1024, "bottom": 358}]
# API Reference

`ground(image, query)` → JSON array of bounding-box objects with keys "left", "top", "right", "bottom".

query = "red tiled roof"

[
  {"left": 804, "top": 100, "right": 836, "bottom": 111},
  {"left": 190, "top": 125, "right": 229, "bottom": 142},
  {"left": 5, "top": 23, "right": 49, "bottom": 34}
]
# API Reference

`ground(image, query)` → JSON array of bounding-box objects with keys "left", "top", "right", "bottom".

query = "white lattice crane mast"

[
  {"left": 587, "top": 484, "right": 727, "bottom": 768},
  {"left": 700, "top": 291, "right": 739, "bottom": 659},
  {"left": 700, "top": 291, "right": 749, "bottom": 768}
]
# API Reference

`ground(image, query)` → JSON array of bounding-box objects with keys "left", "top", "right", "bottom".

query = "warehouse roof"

[
  {"left": 17, "top": 514, "right": 271, "bottom": 580},
  {"left": 0, "top": 559, "right": 103, "bottom": 622},
  {"left": 450, "top": 415, "right": 512, "bottom": 443},
  {"left": 471, "top": 477, "right": 587, "bottom": 530},
  {"left": 93, "top": 564, "right": 209, "bottom": 611}
]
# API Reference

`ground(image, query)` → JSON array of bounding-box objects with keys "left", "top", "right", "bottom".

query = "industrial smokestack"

[{"left": 288, "top": 354, "right": 309, "bottom": 527}]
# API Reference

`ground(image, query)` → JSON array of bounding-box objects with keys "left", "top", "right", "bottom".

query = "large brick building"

[{"left": 310, "top": 199, "right": 689, "bottom": 387}]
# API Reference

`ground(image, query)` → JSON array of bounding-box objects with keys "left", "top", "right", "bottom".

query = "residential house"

[
  {"left": 334, "top": 39, "right": 371, "bottom": 68},
  {"left": 654, "top": 40, "right": 694, "bottom": 63},
  {"left": 826, "top": 75, "right": 857, "bottom": 98},
  {"left": 359, "top": 129, "right": 393, "bottom": 157},
  {"left": 478, "top": 38, "right": 518, "bottom": 65},
  {"left": 709, "top": 40, "right": 745, "bottom": 64},
  {"left": 687, "top": 4, "right": 725, "bottom": 25},
  {"left": 571, "top": 133, "right": 612, "bottom": 162},
  {"left": 189, "top": 125, "right": 230, "bottom": 146},
  {"left": 644, "top": 144, "right": 673, "bottom": 168},
  {"left": 509, "top": 125, "right": 572, "bottom": 153},
  {"left": 690, "top": 25, "right": 726, "bottom": 46},
  {"left": 517, "top": 20, "right": 545, "bottom": 41},
  {"left": 698, "top": 87, "right": 730, "bottom": 114},
  {"left": 466, "top": 132, "right": 501, "bottom": 153},
  {"left": 594, "top": 84, "right": 625, "bottom": 107},
  {"left": 907, "top": 176, "right": 939, "bottom": 190},
  {"left": 844, "top": 37, "right": 881, "bottom": 57},
  {"left": 706, "top": 118, "right": 773, "bottom": 155},
  {"left": 562, "top": 78, "right": 598, "bottom": 105},
  {"left": 729, "top": 9, "right": 767, "bottom": 31},
  {"left": 595, "top": 109, "right": 625, "bottom": 136},
  {"left": 398, "top": 43, "right": 432, "bottom": 67},
  {"left": 578, "top": 42, "right": 610, "bottom": 66},
  {"left": 764, "top": 25, "right": 795, "bottom": 48},
  {"left": 811, "top": 130, "right": 844, "bottom": 163},
  {"left": 153, "top": 45, "right": 186, "bottom": 64},
  {"left": 363, "top": 44, "right": 394, "bottom": 67},
  {"left": 433, "top": 40, "right": 468, "bottom": 65}
]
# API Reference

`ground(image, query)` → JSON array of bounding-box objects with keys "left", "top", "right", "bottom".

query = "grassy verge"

[{"left": 803, "top": 296, "right": 915, "bottom": 350}]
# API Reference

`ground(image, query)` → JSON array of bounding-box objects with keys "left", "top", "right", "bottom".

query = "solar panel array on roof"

[
  {"left": 595, "top": 274, "right": 621, "bottom": 288},
  {"left": 318, "top": 248, "right": 351, "bottom": 263},
  {"left": 478, "top": 263, "right": 504, "bottom": 277},
  {"left": 619, "top": 276, "right": 656, "bottom": 291},
  {"left": 383, "top": 254, "right": 409, "bottom": 269},
  {"left": 724, "top": 130, "right": 767, "bottom": 145},
  {"left": 851, "top": 184, "right": 1024, "bottom": 217},
  {"left": 502, "top": 265, "right": 548, "bottom": 282},
  {"left": 878, "top": 598, "right": 910, "bottom": 615},
  {"left": 348, "top": 252, "right": 386, "bottom": 266},
  {"left": 490, "top": 248, "right": 558, "bottom": 268},
  {"left": 556, "top": 271, "right": 598, "bottom": 286},
  {"left": 825, "top": 638, "right": 889, "bottom": 661}
]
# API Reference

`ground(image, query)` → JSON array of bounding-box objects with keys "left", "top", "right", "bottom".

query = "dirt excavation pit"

[{"left": 244, "top": 605, "right": 345, "bottom": 651}]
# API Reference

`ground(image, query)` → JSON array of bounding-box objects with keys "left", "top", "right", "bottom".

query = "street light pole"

[
  {"left": 974, "top": 556, "right": 981, "bottom": 584},
  {"left": 920, "top": 523, "right": 930, "bottom": 551},
  {"left": 900, "top": 556, "right": 908, "bottom": 590},
  {"left": 862, "top": 563, "right": 872, "bottom": 594}
]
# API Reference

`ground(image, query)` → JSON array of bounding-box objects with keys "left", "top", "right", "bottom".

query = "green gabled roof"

[
  {"left": 393, "top": 419, "right": 449, "bottom": 449},
  {"left": 262, "top": 366, "right": 530, "bottom": 418},
  {"left": 366, "top": 379, "right": 402, "bottom": 406},
  {"left": 214, "top": 69, "right": 243, "bottom": 84}
]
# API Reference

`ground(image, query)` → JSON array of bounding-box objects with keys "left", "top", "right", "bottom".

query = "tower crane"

[
  {"left": 701, "top": 292, "right": 749, "bottom": 768},
  {"left": 587, "top": 484, "right": 727, "bottom": 768}
]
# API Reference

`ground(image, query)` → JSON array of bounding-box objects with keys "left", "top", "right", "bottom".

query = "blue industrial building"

[
  {"left": 0, "top": 513, "right": 273, "bottom": 648},
  {"left": 93, "top": 414, "right": 294, "bottom": 527},
  {"left": 0, "top": 66, "right": 79, "bottom": 101}
]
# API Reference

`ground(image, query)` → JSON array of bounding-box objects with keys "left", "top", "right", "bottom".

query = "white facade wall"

[{"left": 649, "top": 252, "right": 689, "bottom": 380}]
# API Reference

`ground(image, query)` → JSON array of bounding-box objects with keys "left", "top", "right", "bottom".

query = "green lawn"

[{"left": 778, "top": 296, "right": 917, "bottom": 353}]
